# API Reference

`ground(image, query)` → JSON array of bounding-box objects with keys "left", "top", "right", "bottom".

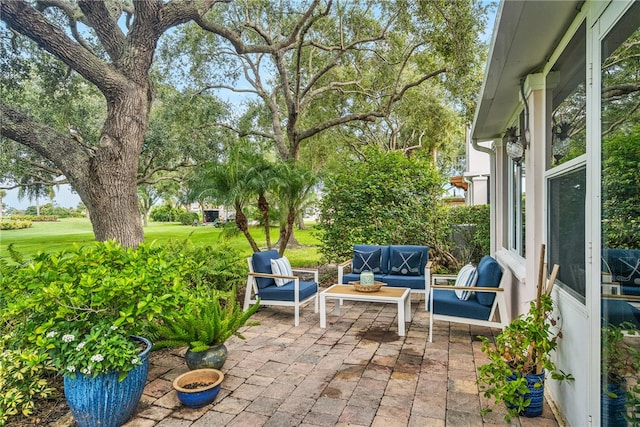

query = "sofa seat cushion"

[
  {"left": 603, "top": 248, "right": 640, "bottom": 287},
  {"left": 380, "top": 274, "right": 425, "bottom": 290},
  {"left": 475, "top": 256, "right": 503, "bottom": 306},
  {"left": 251, "top": 250, "right": 280, "bottom": 289},
  {"left": 258, "top": 280, "right": 318, "bottom": 302},
  {"left": 342, "top": 272, "right": 386, "bottom": 285},
  {"left": 430, "top": 289, "right": 491, "bottom": 321}
]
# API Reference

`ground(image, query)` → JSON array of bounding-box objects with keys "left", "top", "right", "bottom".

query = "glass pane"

[
  {"left": 549, "top": 22, "right": 587, "bottom": 168},
  {"left": 548, "top": 167, "right": 586, "bottom": 303},
  {"left": 600, "top": 3, "right": 640, "bottom": 426}
]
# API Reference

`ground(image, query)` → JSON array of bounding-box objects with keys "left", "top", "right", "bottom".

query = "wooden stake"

[
  {"left": 536, "top": 244, "right": 546, "bottom": 309},
  {"left": 546, "top": 264, "right": 559, "bottom": 295}
]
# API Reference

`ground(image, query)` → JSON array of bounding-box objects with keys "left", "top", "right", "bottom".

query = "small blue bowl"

[{"left": 173, "top": 369, "right": 224, "bottom": 409}]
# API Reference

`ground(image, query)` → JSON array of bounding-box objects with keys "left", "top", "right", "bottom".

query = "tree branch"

[
  {"left": 298, "top": 111, "right": 384, "bottom": 141},
  {"left": 0, "top": 103, "right": 91, "bottom": 188},
  {"left": 77, "top": 0, "right": 126, "bottom": 62}
]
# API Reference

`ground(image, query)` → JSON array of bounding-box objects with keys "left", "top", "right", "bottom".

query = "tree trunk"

[
  {"left": 277, "top": 209, "right": 298, "bottom": 256},
  {"left": 234, "top": 201, "right": 260, "bottom": 253},
  {"left": 258, "top": 193, "right": 272, "bottom": 249},
  {"left": 297, "top": 211, "right": 306, "bottom": 230}
]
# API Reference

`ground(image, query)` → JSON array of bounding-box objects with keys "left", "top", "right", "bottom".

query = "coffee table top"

[{"left": 324, "top": 284, "right": 409, "bottom": 298}]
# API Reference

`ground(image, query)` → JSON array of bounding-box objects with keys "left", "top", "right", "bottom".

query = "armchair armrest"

[
  {"left": 337, "top": 259, "right": 353, "bottom": 284},
  {"left": 430, "top": 284, "right": 504, "bottom": 292},
  {"left": 431, "top": 274, "right": 457, "bottom": 286},
  {"left": 248, "top": 271, "right": 298, "bottom": 281},
  {"left": 291, "top": 267, "right": 319, "bottom": 283}
]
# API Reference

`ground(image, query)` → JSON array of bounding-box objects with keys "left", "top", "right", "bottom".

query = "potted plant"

[
  {"left": 1, "top": 241, "right": 192, "bottom": 427},
  {"left": 172, "top": 368, "right": 224, "bottom": 408},
  {"left": 477, "top": 251, "right": 573, "bottom": 421},
  {"left": 151, "top": 287, "right": 260, "bottom": 370},
  {"left": 601, "top": 321, "right": 640, "bottom": 427}
]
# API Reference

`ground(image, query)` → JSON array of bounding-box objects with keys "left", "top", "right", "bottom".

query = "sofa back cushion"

[
  {"left": 388, "top": 245, "right": 429, "bottom": 276},
  {"left": 475, "top": 255, "right": 503, "bottom": 306},
  {"left": 251, "top": 250, "right": 280, "bottom": 289},
  {"left": 352, "top": 245, "right": 388, "bottom": 274}
]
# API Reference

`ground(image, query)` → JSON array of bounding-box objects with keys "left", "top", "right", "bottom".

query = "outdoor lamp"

[
  {"left": 552, "top": 122, "right": 571, "bottom": 164},
  {"left": 503, "top": 126, "right": 525, "bottom": 164}
]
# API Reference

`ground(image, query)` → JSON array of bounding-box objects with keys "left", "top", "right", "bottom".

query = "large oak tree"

[{"left": 0, "top": 0, "right": 322, "bottom": 247}]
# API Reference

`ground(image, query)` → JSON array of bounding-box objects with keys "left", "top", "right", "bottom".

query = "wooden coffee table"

[{"left": 319, "top": 284, "right": 411, "bottom": 336}]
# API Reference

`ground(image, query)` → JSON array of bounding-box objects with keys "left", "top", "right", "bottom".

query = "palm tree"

[
  {"left": 17, "top": 179, "right": 55, "bottom": 216},
  {"left": 246, "top": 160, "right": 278, "bottom": 250},
  {"left": 273, "top": 162, "right": 318, "bottom": 255}
]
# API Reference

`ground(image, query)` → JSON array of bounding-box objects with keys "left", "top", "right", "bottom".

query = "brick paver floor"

[{"left": 122, "top": 294, "right": 561, "bottom": 427}]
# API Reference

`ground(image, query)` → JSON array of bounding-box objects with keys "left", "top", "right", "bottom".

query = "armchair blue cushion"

[
  {"left": 251, "top": 250, "right": 280, "bottom": 289},
  {"left": 475, "top": 255, "right": 503, "bottom": 306}
]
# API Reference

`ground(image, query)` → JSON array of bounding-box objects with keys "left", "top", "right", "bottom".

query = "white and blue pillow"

[
  {"left": 352, "top": 248, "right": 382, "bottom": 273},
  {"left": 390, "top": 249, "right": 422, "bottom": 276},
  {"left": 454, "top": 264, "right": 478, "bottom": 300},
  {"left": 270, "top": 256, "right": 294, "bottom": 287}
]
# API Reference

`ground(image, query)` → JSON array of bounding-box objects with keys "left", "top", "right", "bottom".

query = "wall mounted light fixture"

[
  {"left": 503, "top": 126, "right": 526, "bottom": 164},
  {"left": 552, "top": 122, "right": 571, "bottom": 164}
]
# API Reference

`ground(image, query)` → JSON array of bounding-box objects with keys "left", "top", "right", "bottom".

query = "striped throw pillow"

[
  {"left": 454, "top": 264, "right": 478, "bottom": 300},
  {"left": 270, "top": 256, "right": 294, "bottom": 287}
]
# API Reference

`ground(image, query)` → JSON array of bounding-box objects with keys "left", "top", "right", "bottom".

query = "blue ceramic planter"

[
  {"left": 63, "top": 336, "right": 151, "bottom": 427},
  {"left": 185, "top": 343, "right": 228, "bottom": 370},
  {"left": 506, "top": 370, "right": 545, "bottom": 417},
  {"left": 173, "top": 368, "right": 224, "bottom": 408},
  {"left": 602, "top": 381, "right": 627, "bottom": 427}
]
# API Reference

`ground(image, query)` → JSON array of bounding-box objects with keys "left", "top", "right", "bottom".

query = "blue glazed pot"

[
  {"left": 63, "top": 336, "right": 151, "bottom": 427},
  {"left": 506, "top": 370, "right": 545, "bottom": 417},
  {"left": 173, "top": 368, "right": 224, "bottom": 409},
  {"left": 186, "top": 343, "right": 228, "bottom": 370},
  {"left": 602, "top": 380, "right": 627, "bottom": 427}
]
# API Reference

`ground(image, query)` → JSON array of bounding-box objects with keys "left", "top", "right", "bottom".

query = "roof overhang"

[{"left": 471, "top": 0, "right": 584, "bottom": 142}]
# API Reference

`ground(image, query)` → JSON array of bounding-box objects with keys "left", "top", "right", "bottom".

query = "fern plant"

[{"left": 151, "top": 287, "right": 260, "bottom": 352}]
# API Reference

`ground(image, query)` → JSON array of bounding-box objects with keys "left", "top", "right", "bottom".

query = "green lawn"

[{"left": 0, "top": 218, "right": 323, "bottom": 266}]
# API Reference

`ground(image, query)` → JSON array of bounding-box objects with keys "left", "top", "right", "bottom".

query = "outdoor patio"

[{"left": 121, "top": 294, "right": 560, "bottom": 427}]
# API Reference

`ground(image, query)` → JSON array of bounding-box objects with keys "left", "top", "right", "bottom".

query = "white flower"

[
  {"left": 76, "top": 341, "right": 86, "bottom": 350},
  {"left": 131, "top": 357, "right": 139, "bottom": 365},
  {"left": 62, "top": 334, "right": 75, "bottom": 343},
  {"left": 67, "top": 365, "right": 76, "bottom": 372},
  {"left": 90, "top": 354, "right": 104, "bottom": 363},
  {"left": 81, "top": 367, "right": 91, "bottom": 375},
  {"left": 46, "top": 331, "right": 58, "bottom": 338},
  {"left": 110, "top": 325, "right": 118, "bottom": 330}
]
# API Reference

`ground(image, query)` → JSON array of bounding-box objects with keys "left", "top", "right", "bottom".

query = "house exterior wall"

[{"left": 471, "top": 1, "right": 639, "bottom": 425}]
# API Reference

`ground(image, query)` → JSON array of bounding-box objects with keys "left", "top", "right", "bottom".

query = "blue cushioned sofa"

[
  {"left": 338, "top": 244, "right": 432, "bottom": 307},
  {"left": 602, "top": 248, "right": 640, "bottom": 295}
]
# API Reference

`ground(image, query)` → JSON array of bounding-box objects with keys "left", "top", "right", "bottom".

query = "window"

[{"left": 548, "top": 166, "right": 586, "bottom": 303}]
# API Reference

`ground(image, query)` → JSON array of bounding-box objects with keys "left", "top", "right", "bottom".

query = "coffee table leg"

[
  {"left": 404, "top": 294, "right": 411, "bottom": 322},
  {"left": 333, "top": 299, "right": 341, "bottom": 316},
  {"left": 320, "top": 292, "right": 326, "bottom": 328},
  {"left": 397, "top": 299, "right": 405, "bottom": 336}
]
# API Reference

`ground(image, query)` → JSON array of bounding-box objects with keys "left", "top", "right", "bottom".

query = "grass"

[{"left": 0, "top": 218, "right": 323, "bottom": 266}]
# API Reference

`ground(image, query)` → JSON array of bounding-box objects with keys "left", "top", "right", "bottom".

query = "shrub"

[
  {"left": 150, "top": 204, "right": 183, "bottom": 222},
  {"left": 445, "top": 204, "right": 490, "bottom": 267},
  {"left": 177, "top": 211, "right": 199, "bottom": 225},
  {"left": 0, "top": 221, "right": 32, "bottom": 230},
  {"left": 316, "top": 149, "right": 445, "bottom": 263},
  {"left": 0, "top": 346, "right": 56, "bottom": 425},
  {"left": 8, "top": 215, "right": 57, "bottom": 222}
]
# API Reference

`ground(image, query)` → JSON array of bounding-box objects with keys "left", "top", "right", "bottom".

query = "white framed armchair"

[{"left": 244, "top": 250, "right": 319, "bottom": 327}]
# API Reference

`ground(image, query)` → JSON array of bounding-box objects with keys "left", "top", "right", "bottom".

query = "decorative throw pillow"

[
  {"left": 454, "top": 264, "right": 478, "bottom": 300},
  {"left": 352, "top": 248, "right": 382, "bottom": 274},
  {"left": 270, "top": 256, "right": 294, "bottom": 287},
  {"left": 390, "top": 249, "right": 422, "bottom": 276}
]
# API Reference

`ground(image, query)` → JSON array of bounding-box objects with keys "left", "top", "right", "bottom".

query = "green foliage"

[
  {"left": 8, "top": 215, "right": 58, "bottom": 222},
  {"left": 477, "top": 293, "right": 573, "bottom": 421},
  {"left": 0, "top": 345, "right": 56, "bottom": 425},
  {"left": 150, "top": 288, "right": 260, "bottom": 352},
  {"left": 0, "top": 241, "right": 192, "bottom": 379},
  {"left": 602, "top": 126, "right": 640, "bottom": 248},
  {"left": 177, "top": 211, "right": 199, "bottom": 225},
  {"left": 445, "top": 205, "right": 491, "bottom": 267},
  {"left": 150, "top": 204, "right": 184, "bottom": 222},
  {"left": 0, "top": 221, "right": 32, "bottom": 230},
  {"left": 316, "top": 149, "right": 444, "bottom": 263},
  {"left": 602, "top": 322, "right": 640, "bottom": 424}
]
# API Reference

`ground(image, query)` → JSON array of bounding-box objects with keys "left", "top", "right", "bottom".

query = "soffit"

[{"left": 471, "top": 0, "right": 585, "bottom": 141}]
